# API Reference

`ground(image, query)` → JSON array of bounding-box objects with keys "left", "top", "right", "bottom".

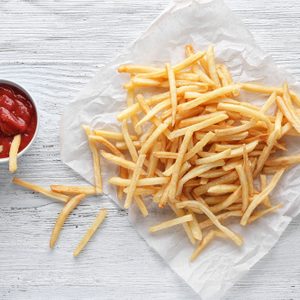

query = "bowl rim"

[{"left": 0, "top": 79, "right": 39, "bottom": 163}]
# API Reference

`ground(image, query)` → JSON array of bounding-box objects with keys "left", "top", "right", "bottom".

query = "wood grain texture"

[{"left": 0, "top": 0, "right": 299, "bottom": 299}]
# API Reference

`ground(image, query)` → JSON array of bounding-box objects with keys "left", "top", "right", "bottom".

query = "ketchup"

[{"left": 0, "top": 83, "right": 37, "bottom": 158}]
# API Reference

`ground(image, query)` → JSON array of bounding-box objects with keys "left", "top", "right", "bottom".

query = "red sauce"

[{"left": 0, "top": 83, "right": 37, "bottom": 159}]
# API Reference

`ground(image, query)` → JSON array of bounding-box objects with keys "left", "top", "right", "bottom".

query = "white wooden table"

[{"left": 0, "top": 1, "right": 299, "bottom": 299}]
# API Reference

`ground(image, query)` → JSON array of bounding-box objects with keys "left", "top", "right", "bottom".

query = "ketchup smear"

[{"left": 0, "top": 83, "right": 37, "bottom": 159}]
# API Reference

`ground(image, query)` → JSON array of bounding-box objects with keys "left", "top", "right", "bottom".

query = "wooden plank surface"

[{"left": 0, "top": 0, "right": 299, "bottom": 299}]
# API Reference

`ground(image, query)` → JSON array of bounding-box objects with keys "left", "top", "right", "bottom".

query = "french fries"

[
  {"left": 13, "top": 177, "right": 70, "bottom": 203},
  {"left": 9, "top": 134, "right": 21, "bottom": 173},
  {"left": 73, "top": 208, "right": 107, "bottom": 257},
  {"left": 50, "top": 194, "right": 86, "bottom": 248},
  {"left": 22, "top": 44, "right": 297, "bottom": 259}
]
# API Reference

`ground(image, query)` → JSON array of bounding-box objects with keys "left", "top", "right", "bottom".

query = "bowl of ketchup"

[{"left": 0, "top": 80, "right": 38, "bottom": 163}]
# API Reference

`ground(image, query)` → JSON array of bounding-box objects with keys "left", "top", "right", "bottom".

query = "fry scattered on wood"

[
  {"left": 50, "top": 194, "right": 86, "bottom": 249},
  {"left": 73, "top": 208, "right": 107, "bottom": 257}
]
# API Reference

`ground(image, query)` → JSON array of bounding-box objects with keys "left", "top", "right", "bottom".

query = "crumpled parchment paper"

[{"left": 61, "top": 0, "right": 300, "bottom": 299}]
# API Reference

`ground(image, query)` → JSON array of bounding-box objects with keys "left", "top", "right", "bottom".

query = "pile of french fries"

[
  {"left": 13, "top": 44, "right": 300, "bottom": 261},
  {"left": 82, "top": 44, "right": 300, "bottom": 261}
]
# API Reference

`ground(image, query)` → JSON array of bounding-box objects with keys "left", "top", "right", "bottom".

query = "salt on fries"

[{"left": 13, "top": 44, "right": 300, "bottom": 260}]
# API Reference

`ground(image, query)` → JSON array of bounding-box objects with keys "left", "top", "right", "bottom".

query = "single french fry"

[
  {"left": 93, "top": 129, "right": 138, "bottom": 141},
  {"left": 261, "top": 92, "right": 277, "bottom": 113},
  {"left": 124, "top": 154, "right": 146, "bottom": 209},
  {"left": 215, "top": 120, "right": 255, "bottom": 137},
  {"left": 210, "top": 187, "right": 242, "bottom": 213},
  {"left": 73, "top": 208, "right": 107, "bottom": 257},
  {"left": 165, "top": 63, "right": 177, "bottom": 126},
  {"left": 248, "top": 203, "right": 283, "bottom": 224},
  {"left": 121, "top": 120, "right": 138, "bottom": 162},
  {"left": 207, "top": 46, "right": 221, "bottom": 87},
  {"left": 176, "top": 201, "right": 243, "bottom": 246},
  {"left": 115, "top": 141, "right": 141, "bottom": 151},
  {"left": 50, "top": 185, "right": 96, "bottom": 196},
  {"left": 13, "top": 177, "right": 69, "bottom": 203},
  {"left": 153, "top": 151, "right": 178, "bottom": 159},
  {"left": 265, "top": 154, "right": 300, "bottom": 167},
  {"left": 169, "top": 114, "right": 228, "bottom": 139},
  {"left": 83, "top": 125, "right": 102, "bottom": 194},
  {"left": 177, "top": 85, "right": 240, "bottom": 112},
  {"left": 168, "top": 130, "right": 193, "bottom": 200},
  {"left": 101, "top": 150, "right": 146, "bottom": 175},
  {"left": 240, "top": 82, "right": 300, "bottom": 106},
  {"left": 241, "top": 169, "right": 285, "bottom": 225},
  {"left": 149, "top": 214, "right": 193, "bottom": 233},
  {"left": 109, "top": 177, "right": 169, "bottom": 187},
  {"left": 199, "top": 211, "right": 242, "bottom": 230},
  {"left": 184, "top": 131, "right": 215, "bottom": 162},
  {"left": 135, "top": 195, "right": 148, "bottom": 217},
  {"left": 9, "top": 134, "right": 21, "bottom": 173},
  {"left": 118, "top": 64, "right": 161, "bottom": 73},
  {"left": 235, "top": 164, "right": 249, "bottom": 212},
  {"left": 217, "top": 103, "right": 272, "bottom": 130},
  {"left": 195, "top": 149, "right": 231, "bottom": 165},
  {"left": 190, "top": 230, "right": 226, "bottom": 261},
  {"left": 89, "top": 135, "right": 123, "bottom": 156},
  {"left": 179, "top": 111, "right": 226, "bottom": 128},
  {"left": 50, "top": 194, "right": 86, "bottom": 248},
  {"left": 168, "top": 202, "right": 195, "bottom": 245},
  {"left": 140, "top": 119, "right": 171, "bottom": 155},
  {"left": 207, "top": 184, "right": 239, "bottom": 195},
  {"left": 137, "top": 51, "right": 205, "bottom": 79},
  {"left": 260, "top": 174, "right": 271, "bottom": 207}
]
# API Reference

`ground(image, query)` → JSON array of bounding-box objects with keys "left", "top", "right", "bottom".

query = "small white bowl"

[{"left": 0, "top": 80, "right": 39, "bottom": 164}]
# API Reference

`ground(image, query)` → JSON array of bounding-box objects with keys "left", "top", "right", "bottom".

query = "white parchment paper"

[{"left": 61, "top": 0, "right": 300, "bottom": 299}]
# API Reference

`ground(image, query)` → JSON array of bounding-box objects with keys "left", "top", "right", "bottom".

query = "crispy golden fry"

[
  {"left": 207, "top": 46, "right": 221, "bottom": 87},
  {"left": 73, "top": 208, "right": 107, "bottom": 257},
  {"left": 195, "top": 149, "right": 231, "bottom": 165},
  {"left": 137, "top": 51, "right": 205, "bottom": 79},
  {"left": 240, "top": 82, "right": 300, "bottom": 106},
  {"left": 169, "top": 114, "right": 228, "bottom": 139},
  {"left": 118, "top": 64, "right": 161, "bottom": 73},
  {"left": 93, "top": 129, "right": 138, "bottom": 141},
  {"left": 149, "top": 214, "right": 193, "bottom": 233},
  {"left": 260, "top": 175, "right": 271, "bottom": 207},
  {"left": 124, "top": 154, "right": 146, "bottom": 209},
  {"left": 265, "top": 154, "right": 300, "bottom": 167},
  {"left": 140, "top": 119, "right": 171, "bottom": 155},
  {"left": 241, "top": 169, "right": 285, "bottom": 225},
  {"left": 121, "top": 120, "right": 138, "bottom": 161},
  {"left": 217, "top": 103, "right": 272, "bottom": 130},
  {"left": 109, "top": 177, "right": 169, "bottom": 187},
  {"left": 101, "top": 150, "right": 146, "bottom": 174},
  {"left": 50, "top": 185, "right": 96, "bottom": 196},
  {"left": 50, "top": 194, "right": 86, "bottom": 248},
  {"left": 9, "top": 134, "right": 21, "bottom": 173},
  {"left": 248, "top": 203, "right": 283, "bottom": 224},
  {"left": 153, "top": 151, "right": 178, "bottom": 159},
  {"left": 176, "top": 201, "right": 243, "bottom": 246},
  {"left": 169, "top": 130, "right": 193, "bottom": 200},
  {"left": 190, "top": 230, "right": 226, "bottom": 261},
  {"left": 135, "top": 195, "right": 149, "bottom": 217},
  {"left": 83, "top": 126, "right": 102, "bottom": 194},
  {"left": 235, "top": 164, "right": 249, "bottom": 212},
  {"left": 89, "top": 135, "right": 123, "bottom": 156},
  {"left": 199, "top": 211, "right": 242, "bottom": 230},
  {"left": 207, "top": 184, "right": 239, "bottom": 195},
  {"left": 13, "top": 177, "right": 69, "bottom": 203},
  {"left": 178, "top": 85, "right": 240, "bottom": 112},
  {"left": 210, "top": 187, "right": 242, "bottom": 213},
  {"left": 165, "top": 63, "right": 177, "bottom": 126}
]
